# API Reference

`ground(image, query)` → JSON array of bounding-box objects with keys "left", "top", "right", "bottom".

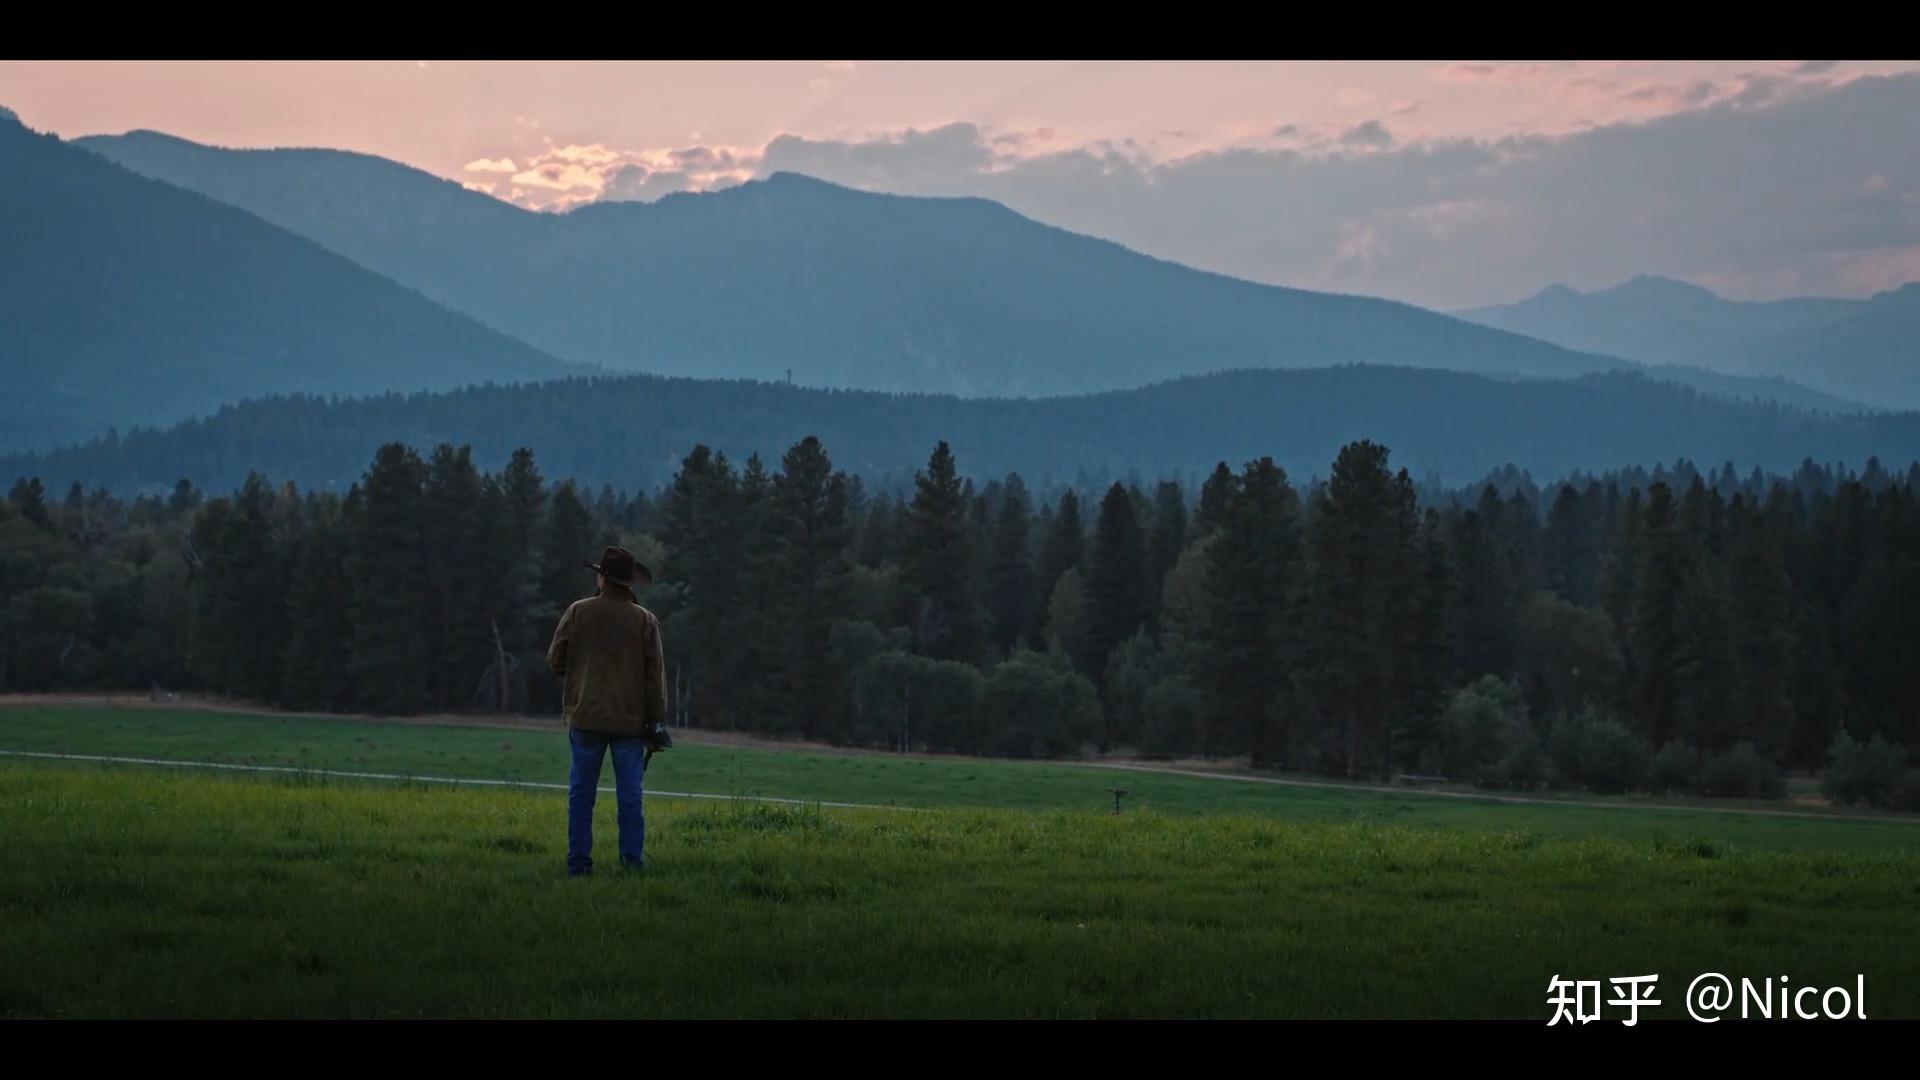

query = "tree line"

[
  {"left": 5, "top": 436, "right": 1919, "bottom": 809},
  {"left": 13, "top": 366, "right": 1920, "bottom": 502}
]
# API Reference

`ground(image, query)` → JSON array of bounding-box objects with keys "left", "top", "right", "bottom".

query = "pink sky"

[
  {"left": 4, "top": 60, "right": 1916, "bottom": 307},
  {"left": 7, "top": 60, "right": 1903, "bottom": 206}
]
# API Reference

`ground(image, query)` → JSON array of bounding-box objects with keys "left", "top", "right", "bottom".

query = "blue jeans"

[{"left": 567, "top": 728, "right": 647, "bottom": 875}]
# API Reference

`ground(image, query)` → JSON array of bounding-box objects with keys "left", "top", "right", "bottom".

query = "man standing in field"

[{"left": 546, "top": 546, "right": 669, "bottom": 877}]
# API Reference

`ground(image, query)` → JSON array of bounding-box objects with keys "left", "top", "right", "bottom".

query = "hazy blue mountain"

[
  {"left": 11, "top": 365, "right": 1915, "bottom": 499},
  {"left": 1698, "top": 283, "right": 1920, "bottom": 410},
  {"left": 81, "top": 131, "right": 1632, "bottom": 396},
  {"left": 1639, "top": 364, "right": 1875, "bottom": 414},
  {"left": 1459, "top": 276, "right": 1860, "bottom": 363},
  {"left": 1459, "top": 275, "right": 1916, "bottom": 409},
  {"left": 1, "top": 117, "right": 579, "bottom": 452}
]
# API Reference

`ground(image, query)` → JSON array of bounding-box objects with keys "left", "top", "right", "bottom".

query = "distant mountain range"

[
  {"left": 0, "top": 115, "right": 581, "bottom": 452},
  {"left": 79, "top": 129, "right": 1635, "bottom": 398},
  {"left": 1, "top": 111, "right": 1905, "bottom": 469},
  {"left": 11, "top": 365, "right": 1915, "bottom": 499},
  {"left": 1458, "top": 275, "right": 1917, "bottom": 410}
]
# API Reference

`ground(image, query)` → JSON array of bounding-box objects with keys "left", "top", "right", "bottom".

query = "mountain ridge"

[{"left": 1, "top": 118, "right": 583, "bottom": 452}]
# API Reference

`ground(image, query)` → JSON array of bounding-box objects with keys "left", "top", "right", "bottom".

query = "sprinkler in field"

[{"left": 1108, "top": 788, "right": 1129, "bottom": 815}]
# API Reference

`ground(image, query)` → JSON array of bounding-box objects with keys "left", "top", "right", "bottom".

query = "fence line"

[{"left": 0, "top": 749, "right": 912, "bottom": 812}]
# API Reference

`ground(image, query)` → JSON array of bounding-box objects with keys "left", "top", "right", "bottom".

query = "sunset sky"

[{"left": 4, "top": 60, "right": 1917, "bottom": 309}]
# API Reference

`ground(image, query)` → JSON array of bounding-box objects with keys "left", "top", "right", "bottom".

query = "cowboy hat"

[{"left": 582, "top": 545, "right": 653, "bottom": 589}]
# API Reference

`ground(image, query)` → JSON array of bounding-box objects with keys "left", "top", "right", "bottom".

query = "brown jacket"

[{"left": 546, "top": 589, "right": 668, "bottom": 738}]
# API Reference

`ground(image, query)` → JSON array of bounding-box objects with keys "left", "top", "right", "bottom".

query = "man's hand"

[{"left": 546, "top": 604, "right": 575, "bottom": 677}]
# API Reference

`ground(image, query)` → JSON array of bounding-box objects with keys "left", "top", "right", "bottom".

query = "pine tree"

[
  {"left": 1629, "top": 482, "right": 1688, "bottom": 747},
  {"left": 1447, "top": 503, "right": 1517, "bottom": 684},
  {"left": 1296, "top": 441, "right": 1419, "bottom": 776},
  {"left": 187, "top": 473, "right": 288, "bottom": 700},
  {"left": 1599, "top": 484, "right": 1643, "bottom": 684},
  {"left": 239, "top": 473, "right": 296, "bottom": 699},
  {"left": 765, "top": 437, "right": 853, "bottom": 737},
  {"left": 1196, "top": 458, "right": 1300, "bottom": 765},
  {"left": 1543, "top": 483, "right": 1598, "bottom": 605},
  {"left": 541, "top": 482, "right": 598, "bottom": 615},
  {"left": 1195, "top": 463, "right": 1234, "bottom": 538},
  {"left": 1147, "top": 480, "right": 1188, "bottom": 629},
  {"left": 1678, "top": 476, "right": 1728, "bottom": 560},
  {"left": 1501, "top": 488, "right": 1542, "bottom": 595},
  {"left": 421, "top": 444, "right": 490, "bottom": 711},
  {"left": 1028, "top": 489, "right": 1084, "bottom": 649},
  {"left": 184, "top": 498, "right": 236, "bottom": 693},
  {"left": 1398, "top": 507, "right": 1453, "bottom": 769},
  {"left": 663, "top": 446, "right": 747, "bottom": 728},
  {"left": 282, "top": 494, "right": 353, "bottom": 710},
  {"left": 530, "top": 480, "right": 598, "bottom": 712},
  {"left": 487, "top": 448, "right": 546, "bottom": 711},
  {"left": 985, "top": 474, "right": 1034, "bottom": 656},
  {"left": 345, "top": 445, "right": 431, "bottom": 714},
  {"left": 732, "top": 454, "right": 781, "bottom": 727},
  {"left": 966, "top": 478, "right": 992, "bottom": 583},
  {"left": 1728, "top": 491, "right": 1798, "bottom": 760},
  {"left": 1084, "top": 482, "right": 1152, "bottom": 691},
  {"left": 901, "top": 442, "right": 988, "bottom": 664}
]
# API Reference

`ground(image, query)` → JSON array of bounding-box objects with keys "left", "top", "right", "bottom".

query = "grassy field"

[
  {"left": 4, "top": 763, "right": 1918, "bottom": 1019},
  {"left": 4, "top": 704, "right": 1919, "bottom": 854}
]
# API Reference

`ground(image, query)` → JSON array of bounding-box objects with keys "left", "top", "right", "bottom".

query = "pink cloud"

[
  {"left": 474, "top": 139, "right": 762, "bottom": 207},
  {"left": 511, "top": 161, "right": 602, "bottom": 192},
  {"left": 1437, "top": 61, "right": 1566, "bottom": 84},
  {"left": 548, "top": 143, "right": 620, "bottom": 165}
]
